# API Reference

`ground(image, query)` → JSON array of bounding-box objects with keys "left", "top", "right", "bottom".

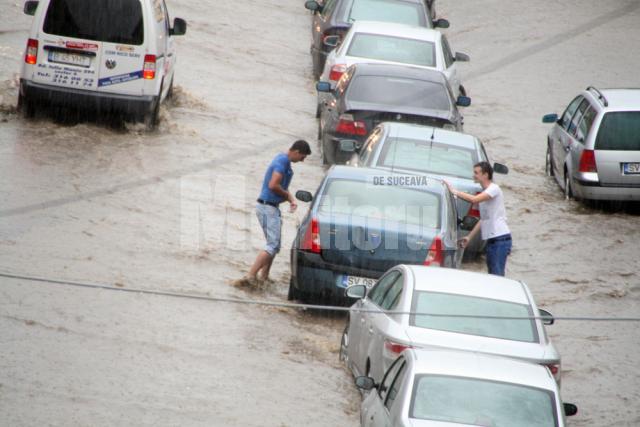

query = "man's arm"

[
  {"left": 445, "top": 182, "right": 492, "bottom": 204},
  {"left": 268, "top": 171, "right": 295, "bottom": 204}
]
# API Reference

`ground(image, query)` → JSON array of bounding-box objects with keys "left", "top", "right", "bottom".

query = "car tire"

[
  {"left": 339, "top": 320, "right": 349, "bottom": 364},
  {"left": 144, "top": 97, "right": 161, "bottom": 130},
  {"left": 564, "top": 170, "right": 573, "bottom": 200},
  {"left": 321, "top": 135, "right": 336, "bottom": 165},
  {"left": 166, "top": 77, "right": 174, "bottom": 100},
  {"left": 545, "top": 144, "right": 555, "bottom": 177},
  {"left": 18, "top": 93, "right": 35, "bottom": 118},
  {"left": 287, "top": 277, "right": 299, "bottom": 301}
]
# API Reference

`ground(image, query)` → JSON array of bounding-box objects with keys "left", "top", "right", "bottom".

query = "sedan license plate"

[
  {"left": 342, "top": 275, "right": 376, "bottom": 288},
  {"left": 48, "top": 50, "right": 91, "bottom": 68},
  {"left": 623, "top": 162, "right": 640, "bottom": 175}
]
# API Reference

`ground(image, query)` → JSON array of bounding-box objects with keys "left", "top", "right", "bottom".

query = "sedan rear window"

[
  {"left": 347, "top": 34, "right": 436, "bottom": 67},
  {"left": 411, "top": 291, "right": 538, "bottom": 343},
  {"left": 378, "top": 138, "right": 477, "bottom": 179},
  {"left": 318, "top": 179, "right": 441, "bottom": 228},
  {"left": 595, "top": 112, "right": 640, "bottom": 151},
  {"left": 43, "top": 0, "right": 144, "bottom": 45},
  {"left": 346, "top": 0, "right": 426, "bottom": 27},
  {"left": 348, "top": 76, "right": 451, "bottom": 111},
  {"left": 411, "top": 375, "right": 558, "bottom": 427}
]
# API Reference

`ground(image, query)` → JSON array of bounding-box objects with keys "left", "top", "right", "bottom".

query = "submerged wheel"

[
  {"left": 144, "top": 97, "right": 160, "bottom": 130},
  {"left": 18, "top": 93, "right": 36, "bottom": 118},
  {"left": 564, "top": 171, "right": 573, "bottom": 200},
  {"left": 287, "top": 277, "right": 299, "bottom": 301},
  {"left": 339, "top": 320, "right": 349, "bottom": 364},
  {"left": 545, "top": 145, "right": 554, "bottom": 177}
]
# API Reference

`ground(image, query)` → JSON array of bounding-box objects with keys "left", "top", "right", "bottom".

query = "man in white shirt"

[{"left": 446, "top": 162, "right": 512, "bottom": 276}]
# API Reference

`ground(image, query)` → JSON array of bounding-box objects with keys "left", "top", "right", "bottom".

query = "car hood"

[{"left": 345, "top": 100, "right": 454, "bottom": 122}]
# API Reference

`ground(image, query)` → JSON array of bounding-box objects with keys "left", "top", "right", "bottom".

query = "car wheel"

[
  {"left": 564, "top": 170, "right": 573, "bottom": 200},
  {"left": 339, "top": 320, "right": 349, "bottom": 364},
  {"left": 321, "top": 135, "right": 336, "bottom": 165},
  {"left": 18, "top": 93, "right": 35, "bottom": 118},
  {"left": 166, "top": 77, "right": 174, "bottom": 100},
  {"left": 144, "top": 97, "right": 161, "bottom": 130},
  {"left": 545, "top": 144, "right": 555, "bottom": 177},
  {"left": 287, "top": 277, "right": 298, "bottom": 301}
]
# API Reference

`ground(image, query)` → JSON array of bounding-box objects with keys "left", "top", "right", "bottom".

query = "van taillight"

[
  {"left": 578, "top": 149, "right": 597, "bottom": 173},
  {"left": 25, "top": 39, "right": 38, "bottom": 64},
  {"left": 302, "top": 217, "right": 321, "bottom": 253},
  {"left": 329, "top": 64, "right": 347, "bottom": 81},
  {"left": 143, "top": 55, "right": 156, "bottom": 79},
  {"left": 424, "top": 236, "right": 443, "bottom": 267},
  {"left": 336, "top": 114, "right": 367, "bottom": 136}
]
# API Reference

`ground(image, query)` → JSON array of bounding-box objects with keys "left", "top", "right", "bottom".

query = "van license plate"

[
  {"left": 48, "top": 51, "right": 91, "bottom": 68},
  {"left": 342, "top": 275, "right": 376, "bottom": 288},
  {"left": 623, "top": 163, "right": 640, "bottom": 174}
]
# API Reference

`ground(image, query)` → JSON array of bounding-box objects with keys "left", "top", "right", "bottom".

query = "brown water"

[{"left": 1, "top": 0, "right": 639, "bottom": 425}]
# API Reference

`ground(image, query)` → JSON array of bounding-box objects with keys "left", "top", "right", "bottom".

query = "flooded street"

[{"left": 1, "top": 0, "right": 639, "bottom": 425}]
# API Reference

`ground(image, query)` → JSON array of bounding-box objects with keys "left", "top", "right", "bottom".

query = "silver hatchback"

[{"left": 542, "top": 87, "right": 640, "bottom": 201}]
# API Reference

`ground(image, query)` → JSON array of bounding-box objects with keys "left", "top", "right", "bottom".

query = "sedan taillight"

[{"left": 336, "top": 114, "right": 367, "bottom": 136}]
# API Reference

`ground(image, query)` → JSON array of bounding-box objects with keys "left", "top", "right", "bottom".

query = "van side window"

[
  {"left": 560, "top": 96, "right": 583, "bottom": 131},
  {"left": 575, "top": 105, "right": 597, "bottom": 143},
  {"left": 567, "top": 99, "right": 589, "bottom": 136}
]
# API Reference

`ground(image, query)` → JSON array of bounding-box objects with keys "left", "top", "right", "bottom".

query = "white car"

[
  {"left": 355, "top": 348, "right": 578, "bottom": 427},
  {"left": 18, "top": 0, "right": 187, "bottom": 128},
  {"left": 317, "top": 20, "right": 469, "bottom": 117},
  {"left": 342, "top": 265, "right": 561, "bottom": 385}
]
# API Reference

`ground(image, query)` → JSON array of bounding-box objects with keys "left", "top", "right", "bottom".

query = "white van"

[{"left": 18, "top": 0, "right": 186, "bottom": 128}]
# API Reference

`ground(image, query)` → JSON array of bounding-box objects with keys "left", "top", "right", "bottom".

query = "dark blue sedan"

[{"left": 288, "top": 166, "right": 468, "bottom": 304}]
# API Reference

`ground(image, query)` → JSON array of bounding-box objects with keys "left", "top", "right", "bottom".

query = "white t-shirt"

[{"left": 479, "top": 183, "right": 510, "bottom": 240}]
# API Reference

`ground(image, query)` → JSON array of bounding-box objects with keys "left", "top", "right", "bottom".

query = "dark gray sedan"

[{"left": 316, "top": 63, "right": 471, "bottom": 165}]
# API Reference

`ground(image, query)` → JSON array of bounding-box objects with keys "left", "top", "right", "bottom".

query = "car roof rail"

[{"left": 586, "top": 86, "right": 609, "bottom": 107}]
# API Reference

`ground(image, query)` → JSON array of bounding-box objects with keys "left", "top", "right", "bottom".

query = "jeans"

[
  {"left": 485, "top": 234, "right": 512, "bottom": 276},
  {"left": 256, "top": 203, "right": 282, "bottom": 256}
]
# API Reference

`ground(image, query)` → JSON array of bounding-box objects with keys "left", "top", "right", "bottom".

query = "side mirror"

[
  {"left": 355, "top": 376, "right": 376, "bottom": 391},
  {"left": 345, "top": 284, "right": 367, "bottom": 299},
  {"left": 316, "top": 81, "right": 332, "bottom": 93},
  {"left": 296, "top": 190, "right": 313, "bottom": 203},
  {"left": 170, "top": 18, "right": 187, "bottom": 36},
  {"left": 24, "top": 0, "right": 38, "bottom": 15},
  {"left": 493, "top": 162, "right": 509, "bottom": 175},
  {"left": 434, "top": 18, "right": 450, "bottom": 29},
  {"left": 454, "top": 52, "right": 470, "bottom": 62},
  {"left": 459, "top": 215, "right": 479, "bottom": 231},
  {"left": 542, "top": 113, "right": 559, "bottom": 124},
  {"left": 563, "top": 403, "right": 578, "bottom": 417},
  {"left": 323, "top": 35, "right": 340, "bottom": 48},
  {"left": 304, "top": 0, "right": 321, "bottom": 12},
  {"left": 538, "top": 309, "right": 554, "bottom": 325},
  {"left": 456, "top": 95, "right": 471, "bottom": 107},
  {"left": 339, "top": 139, "right": 357, "bottom": 153}
]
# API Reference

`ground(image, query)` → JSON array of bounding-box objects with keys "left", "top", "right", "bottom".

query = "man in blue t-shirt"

[{"left": 239, "top": 140, "right": 311, "bottom": 285}]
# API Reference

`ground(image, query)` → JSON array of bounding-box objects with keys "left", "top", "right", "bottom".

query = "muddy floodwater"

[{"left": 1, "top": 0, "right": 639, "bottom": 425}]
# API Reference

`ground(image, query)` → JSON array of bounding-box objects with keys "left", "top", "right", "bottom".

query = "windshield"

[
  {"left": 411, "top": 375, "right": 558, "bottom": 427},
  {"left": 595, "top": 111, "right": 640, "bottom": 151},
  {"left": 346, "top": 0, "right": 426, "bottom": 27},
  {"left": 348, "top": 76, "right": 451, "bottom": 111},
  {"left": 43, "top": 0, "right": 144, "bottom": 45},
  {"left": 411, "top": 291, "right": 538, "bottom": 343},
  {"left": 378, "top": 138, "right": 477, "bottom": 179},
  {"left": 347, "top": 33, "right": 436, "bottom": 67},
  {"left": 318, "top": 179, "right": 441, "bottom": 228}
]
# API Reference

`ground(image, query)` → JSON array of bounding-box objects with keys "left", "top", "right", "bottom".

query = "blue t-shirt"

[{"left": 259, "top": 153, "right": 293, "bottom": 204}]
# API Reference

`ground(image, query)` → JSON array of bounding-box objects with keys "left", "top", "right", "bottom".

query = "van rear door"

[{"left": 37, "top": 0, "right": 147, "bottom": 95}]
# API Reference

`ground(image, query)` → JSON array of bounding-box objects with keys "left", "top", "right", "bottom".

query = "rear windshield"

[
  {"left": 378, "top": 138, "right": 477, "bottom": 179},
  {"left": 346, "top": 0, "right": 426, "bottom": 27},
  {"left": 347, "top": 33, "right": 436, "bottom": 67},
  {"left": 411, "top": 375, "right": 558, "bottom": 426},
  {"left": 411, "top": 291, "right": 538, "bottom": 343},
  {"left": 595, "top": 112, "right": 640, "bottom": 151},
  {"left": 318, "top": 179, "right": 441, "bottom": 228},
  {"left": 43, "top": 0, "right": 144, "bottom": 45},
  {"left": 348, "top": 76, "right": 451, "bottom": 111}
]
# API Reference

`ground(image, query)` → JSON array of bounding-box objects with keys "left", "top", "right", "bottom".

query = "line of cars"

[{"left": 294, "top": 2, "right": 579, "bottom": 425}]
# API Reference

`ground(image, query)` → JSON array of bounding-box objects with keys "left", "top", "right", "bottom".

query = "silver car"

[
  {"left": 317, "top": 20, "right": 469, "bottom": 117},
  {"left": 345, "top": 122, "right": 508, "bottom": 257},
  {"left": 542, "top": 87, "right": 640, "bottom": 201},
  {"left": 341, "top": 265, "right": 561, "bottom": 386},
  {"left": 355, "top": 348, "right": 578, "bottom": 427}
]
